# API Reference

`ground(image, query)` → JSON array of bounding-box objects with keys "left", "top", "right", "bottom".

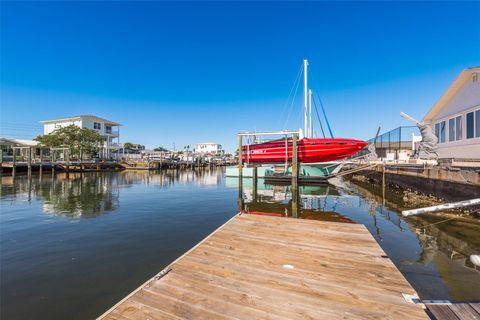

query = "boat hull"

[{"left": 242, "top": 138, "right": 367, "bottom": 164}]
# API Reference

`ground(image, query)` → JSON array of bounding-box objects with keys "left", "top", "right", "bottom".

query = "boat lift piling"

[
  {"left": 238, "top": 130, "right": 300, "bottom": 215},
  {"left": 238, "top": 134, "right": 243, "bottom": 212}
]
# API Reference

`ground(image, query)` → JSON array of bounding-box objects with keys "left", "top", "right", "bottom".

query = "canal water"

[{"left": 1, "top": 169, "right": 479, "bottom": 319}]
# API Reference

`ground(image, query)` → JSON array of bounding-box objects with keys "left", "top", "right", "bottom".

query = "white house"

[
  {"left": 195, "top": 142, "right": 224, "bottom": 155},
  {"left": 423, "top": 67, "right": 480, "bottom": 159},
  {"left": 41, "top": 115, "right": 121, "bottom": 158}
]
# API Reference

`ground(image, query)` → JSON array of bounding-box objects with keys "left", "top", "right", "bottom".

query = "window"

[
  {"left": 476, "top": 110, "right": 480, "bottom": 138},
  {"left": 440, "top": 121, "right": 446, "bottom": 143},
  {"left": 449, "top": 118, "right": 455, "bottom": 142},
  {"left": 448, "top": 116, "right": 463, "bottom": 142},
  {"left": 94, "top": 122, "right": 101, "bottom": 130},
  {"left": 105, "top": 125, "right": 112, "bottom": 134},
  {"left": 466, "top": 112, "right": 474, "bottom": 139},
  {"left": 435, "top": 123, "right": 440, "bottom": 142},
  {"left": 455, "top": 116, "right": 462, "bottom": 140}
]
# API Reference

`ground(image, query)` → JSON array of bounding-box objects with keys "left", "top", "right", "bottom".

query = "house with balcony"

[{"left": 41, "top": 115, "right": 121, "bottom": 159}]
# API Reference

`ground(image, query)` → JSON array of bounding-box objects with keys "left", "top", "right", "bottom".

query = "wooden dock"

[
  {"left": 99, "top": 213, "right": 429, "bottom": 320},
  {"left": 427, "top": 303, "right": 480, "bottom": 320}
]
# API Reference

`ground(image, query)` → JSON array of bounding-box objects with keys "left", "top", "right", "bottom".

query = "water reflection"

[
  {"left": 231, "top": 177, "right": 354, "bottom": 223},
  {"left": 0, "top": 168, "right": 224, "bottom": 218}
]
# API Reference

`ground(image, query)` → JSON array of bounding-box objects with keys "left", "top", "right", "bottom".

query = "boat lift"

[{"left": 237, "top": 130, "right": 301, "bottom": 216}]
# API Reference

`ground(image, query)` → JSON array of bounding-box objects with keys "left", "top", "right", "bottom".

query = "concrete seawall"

[{"left": 352, "top": 165, "right": 479, "bottom": 201}]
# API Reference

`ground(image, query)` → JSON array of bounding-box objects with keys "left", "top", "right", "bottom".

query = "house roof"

[
  {"left": 41, "top": 115, "right": 121, "bottom": 126},
  {"left": 423, "top": 66, "right": 480, "bottom": 122}
]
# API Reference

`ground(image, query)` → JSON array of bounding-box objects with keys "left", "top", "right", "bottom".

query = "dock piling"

[
  {"left": 238, "top": 134, "right": 243, "bottom": 212},
  {"left": 252, "top": 165, "right": 258, "bottom": 201},
  {"left": 291, "top": 133, "right": 299, "bottom": 217},
  {"left": 12, "top": 149, "right": 16, "bottom": 178},
  {"left": 27, "top": 147, "right": 32, "bottom": 177}
]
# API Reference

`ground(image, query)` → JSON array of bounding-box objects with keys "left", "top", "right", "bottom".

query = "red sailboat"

[
  {"left": 242, "top": 137, "right": 367, "bottom": 164},
  {"left": 241, "top": 59, "right": 367, "bottom": 165}
]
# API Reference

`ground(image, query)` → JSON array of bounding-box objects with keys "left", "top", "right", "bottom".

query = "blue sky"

[{"left": 1, "top": 1, "right": 479, "bottom": 151}]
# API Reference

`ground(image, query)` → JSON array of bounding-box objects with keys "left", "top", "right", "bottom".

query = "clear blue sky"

[{"left": 1, "top": 1, "right": 479, "bottom": 151}]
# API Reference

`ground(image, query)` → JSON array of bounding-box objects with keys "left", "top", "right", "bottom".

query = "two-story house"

[{"left": 41, "top": 115, "right": 121, "bottom": 159}]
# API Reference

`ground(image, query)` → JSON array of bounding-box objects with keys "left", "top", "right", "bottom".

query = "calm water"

[{"left": 1, "top": 169, "right": 479, "bottom": 319}]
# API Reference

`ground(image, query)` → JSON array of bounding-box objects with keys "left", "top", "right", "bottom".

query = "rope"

[
  {"left": 312, "top": 97, "right": 326, "bottom": 138},
  {"left": 280, "top": 63, "right": 303, "bottom": 128},
  {"left": 308, "top": 68, "right": 334, "bottom": 138},
  {"left": 315, "top": 92, "right": 334, "bottom": 138},
  {"left": 283, "top": 66, "right": 303, "bottom": 129}
]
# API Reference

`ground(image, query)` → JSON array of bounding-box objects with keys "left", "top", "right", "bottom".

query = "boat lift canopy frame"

[{"left": 238, "top": 130, "right": 301, "bottom": 167}]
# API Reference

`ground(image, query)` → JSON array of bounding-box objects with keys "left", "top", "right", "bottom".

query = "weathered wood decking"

[
  {"left": 427, "top": 303, "right": 480, "bottom": 320},
  {"left": 99, "top": 213, "right": 428, "bottom": 319}
]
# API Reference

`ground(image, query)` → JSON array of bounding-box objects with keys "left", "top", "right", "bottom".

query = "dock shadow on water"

[{"left": 1, "top": 169, "right": 479, "bottom": 319}]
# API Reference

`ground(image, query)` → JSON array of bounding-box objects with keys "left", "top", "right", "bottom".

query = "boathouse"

[{"left": 423, "top": 67, "right": 480, "bottom": 159}]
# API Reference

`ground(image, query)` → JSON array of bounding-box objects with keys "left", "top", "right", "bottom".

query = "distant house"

[
  {"left": 195, "top": 142, "right": 224, "bottom": 155},
  {"left": 41, "top": 115, "right": 121, "bottom": 158},
  {"left": 423, "top": 67, "right": 480, "bottom": 159}
]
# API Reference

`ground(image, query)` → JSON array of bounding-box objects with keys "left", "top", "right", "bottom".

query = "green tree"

[
  {"left": 123, "top": 142, "right": 135, "bottom": 149},
  {"left": 35, "top": 125, "right": 103, "bottom": 158},
  {"left": 154, "top": 146, "right": 169, "bottom": 152}
]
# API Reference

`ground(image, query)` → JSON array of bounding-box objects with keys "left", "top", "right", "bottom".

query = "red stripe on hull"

[{"left": 242, "top": 138, "right": 367, "bottom": 164}]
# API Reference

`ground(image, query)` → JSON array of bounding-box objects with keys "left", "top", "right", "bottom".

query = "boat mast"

[
  {"left": 303, "top": 59, "right": 308, "bottom": 138},
  {"left": 308, "top": 89, "right": 313, "bottom": 138}
]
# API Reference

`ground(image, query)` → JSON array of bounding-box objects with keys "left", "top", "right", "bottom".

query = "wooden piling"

[
  {"left": 291, "top": 133, "right": 299, "bottom": 218},
  {"left": 291, "top": 133, "right": 298, "bottom": 188},
  {"left": 66, "top": 149, "right": 70, "bottom": 173},
  {"left": 12, "top": 149, "right": 16, "bottom": 178},
  {"left": 27, "top": 147, "right": 32, "bottom": 176},
  {"left": 252, "top": 165, "right": 258, "bottom": 201},
  {"left": 80, "top": 149, "right": 84, "bottom": 173},
  {"left": 39, "top": 149, "right": 43, "bottom": 176},
  {"left": 51, "top": 149, "right": 55, "bottom": 173},
  {"left": 238, "top": 134, "right": 243, "bottom": 212},
  {"left": 382, "top": 163, "right": 386, "bottom": 205}
]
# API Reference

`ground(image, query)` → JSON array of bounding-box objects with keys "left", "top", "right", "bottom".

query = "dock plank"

[
  {"left": 99, "top": 214, "right": 428, "bottom": 319},
  {"left": 448, "top": 304, "right": 480, "bottom": 320}
]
